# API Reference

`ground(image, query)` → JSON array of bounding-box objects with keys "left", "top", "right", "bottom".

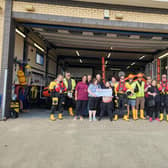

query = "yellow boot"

[
  {"left": 114, "top": 114, "right": 118, "bottom": 121},
  {"left": 135, "top": 110, "right": 139, "bottom": 120},
  {"left": 160, "top": 113, "right": 164, "bottom": 121},
  {"left": 123, "top": 115, "right": 129, "bottom": 121},
  {"left": 132, "top": 109, "right": 136, "bottom": 120},
  {"left": 50, "top": 114, "right": 56, "bottom": 121},
  {"left": 68, "top": 107, "right": 74, "bottom": 116},
  {"left": 166, "top": 114, "right": 168, "bottom": 121},
  {"left": 140, "top": 110, "right": 146, "bottom": 120},
  {"left": 58, "top": 113, "right": 63, "bottom": 120}
]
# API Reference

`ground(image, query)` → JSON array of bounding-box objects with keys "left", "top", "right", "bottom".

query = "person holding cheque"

[
  {"left": 88, "top": 78, "right": 100, "bottom": 121},
  {"left": 98, "top": 81, "right": 114, "bottom": 121}
]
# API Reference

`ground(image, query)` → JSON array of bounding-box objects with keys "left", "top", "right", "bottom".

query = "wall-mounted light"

[
  {"left": 15, "top": 28, "right": 26, "bottom": 38},
  {"left": 139, "top": 55, "right": 145, "bottom": 60},
  {"left": 104, "top": 9, "right": 110, "bottom": 19},
  {"left": 25, "top": 5, "right": 35, "bottom": 12},
  {"left": 115, "top": 13, "right": 123, "bottom": 20},
  {"left": 127, "top": 66, "right": 130, "bottom": 69},
  {"left": 34, "top": 43, "right": 45, "bottom": 52},
  {"left": 159, "top": 52, "right": 168, "bottom": 59},
  {"left": 76, "top": 50, "right": 80, "bottom": 57}
]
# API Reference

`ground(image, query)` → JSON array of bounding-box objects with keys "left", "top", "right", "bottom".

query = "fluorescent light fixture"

[
  {"left": 127, "top": 66, "right": 130, "bottom": 69},
  {"left": 139, "top": 55, "right": 145, "bottom": 60},
  {"left": 15, "top": 28, "right": 26, "bottom": 38},
  {"left": 34, "top": 43, "right": 45, "bottom": 52},
  {"left": 76, "top": 50, "right": 80, "bottom": 57},
  {"left": 159, "top": 52, "right": 168, "bottom": 59},
  {"left": 107, "top": 53, "right": 111, "bottom": 58},
  {"left": 111, "top": 68, "right": 121, "bottom": 71},
  {"left": 80, "top": 59, "right": 83, "bottom": 63},
  {"left": 131, "top": 62, "right": 135, "bottom": 66},
  {"left": 105, "top": 60, "right": 108, "bottom": 65}
]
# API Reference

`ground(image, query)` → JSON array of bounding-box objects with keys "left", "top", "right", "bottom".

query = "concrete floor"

[{"left": 0, "top": 109, "right": 168, "bottom": 168}]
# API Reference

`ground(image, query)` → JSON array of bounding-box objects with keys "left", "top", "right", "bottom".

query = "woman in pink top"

[
  {"left": 74, "top": 75, "right": 88, "bottom": 120},
  {"left": 98, "top": 81, "right": 114, "bottom": 121}
]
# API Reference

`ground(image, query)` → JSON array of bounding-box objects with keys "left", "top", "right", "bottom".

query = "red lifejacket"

[
  {"left": 116, "top": 81, "right": 127, "bottom": 92},
  {"left": 55, "top": 81, "right": 67, "bottom": 93},
  {"left": 158, "top": 81, "right": 168, "bottom": 92}
]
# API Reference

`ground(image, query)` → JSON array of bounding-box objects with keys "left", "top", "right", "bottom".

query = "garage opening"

[{"left": 12, "top": 22, "right": 168, "bottom": 118}]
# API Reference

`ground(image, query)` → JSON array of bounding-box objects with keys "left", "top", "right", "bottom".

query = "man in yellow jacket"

[
  {"left": 134, "top": 73, "right": 146, "bottom": 120},
  {"left": 63, "top": 72, "right": 76, "bottom": 116}
]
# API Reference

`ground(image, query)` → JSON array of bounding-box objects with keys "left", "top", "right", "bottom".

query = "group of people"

[{"left": 48, "top": 71, "right": 168, "bottom": 122}]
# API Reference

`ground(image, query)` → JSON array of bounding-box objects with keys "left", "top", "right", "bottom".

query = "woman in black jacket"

[{"left": 147, "top": 80, "right": 160, "bottom": 122}]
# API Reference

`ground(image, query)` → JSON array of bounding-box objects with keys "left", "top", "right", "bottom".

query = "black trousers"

[
  {"left": 65, "top": 96, "right": 75, "bottom": 110},
  {"left": 145, "top": 97, "right": 150, "bottom": 116},
  {"left": 100, "top": 102, "right": 113, "bottom": 119},
  {"left": 50, "top": 95, "right": 65, "bottom": 114},
  {"left": 96, "top": 97, "right": 102, "bottom": 116},
  {"left": 118, "top": 94, "right": 128, "bottom": 116},
  {"left": 148, "top": 102, "right": 160, "bottom": 118},
  {"left": 160, "top": 95, "right": 168, "bottom": 114},
  {"left": 76, "top": 100, "right": 88, "bottom": 116}
]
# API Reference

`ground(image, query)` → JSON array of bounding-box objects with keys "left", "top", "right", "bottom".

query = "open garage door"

[{"left": 20, "top": 22, "right": 168, "bottom": 80}]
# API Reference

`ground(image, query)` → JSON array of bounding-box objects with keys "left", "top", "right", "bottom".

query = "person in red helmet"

[
  {"left": 49, "top": 74, "right": 67, "bottom": 121},
  {"left": 114, "top": 73, "right": 129, "bottom": 121}
]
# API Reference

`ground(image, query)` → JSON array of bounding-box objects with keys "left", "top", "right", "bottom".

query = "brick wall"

[{"left": 13, "top": 0, "right": 168, "bottom": 25}]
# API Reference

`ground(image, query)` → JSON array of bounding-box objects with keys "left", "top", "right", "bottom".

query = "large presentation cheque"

[{"left": 95, "top": 88, "right": 112, "bottom": 97}]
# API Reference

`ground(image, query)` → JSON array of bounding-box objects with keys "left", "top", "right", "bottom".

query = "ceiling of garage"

[
  {"left": 22, "top": 24, "right": 168, "bottom": 72},
  {"left": 73, "top": 0, "right": 168, "bottom": 9}
]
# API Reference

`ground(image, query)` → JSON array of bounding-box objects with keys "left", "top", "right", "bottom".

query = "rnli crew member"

[
  {"left": 63, "top": 72, "right": 76, "bottom": 116},
  {"left": 98, "top": 81, "right": 114, "bottom": 121},
  {"left": 158, "top": 74, "right": 168, "bottom": 121},
  {"left": 144, "top": 76, "right": 152, "bottom": 118},
  {"left": 114, "top": 73, "right": 129, "bottom": 121},
  {"left": 134, "top": 73, "right": 146, "bottom": 120},
  {"left": 49, "top": 74, "right": 67, "bottom": 121},
  {"left": 126, "top": 74, "right": 136, "bottom": 120}
]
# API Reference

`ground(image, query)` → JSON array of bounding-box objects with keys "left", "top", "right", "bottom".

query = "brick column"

[{"left": 0, "top": 0, "right": 15, "bottom": 119}]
